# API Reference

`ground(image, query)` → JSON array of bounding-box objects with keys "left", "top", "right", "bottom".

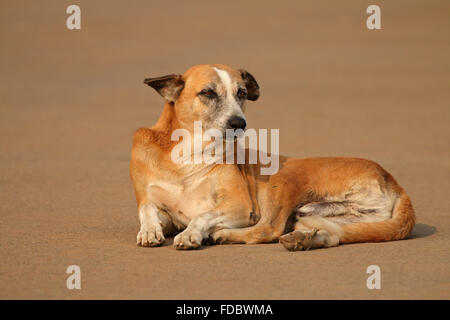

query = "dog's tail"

[{"left": 339, "top": 190, "right": 416, "bottom": 244}]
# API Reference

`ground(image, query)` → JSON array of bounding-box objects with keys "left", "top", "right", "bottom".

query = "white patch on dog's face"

[{"left": 212, "top": 67, "right": 246, "bottom": 131}]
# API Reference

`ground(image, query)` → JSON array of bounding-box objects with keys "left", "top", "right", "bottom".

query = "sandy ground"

[{"left": 0, "top": 0, "right": 449, "bottom": 299}]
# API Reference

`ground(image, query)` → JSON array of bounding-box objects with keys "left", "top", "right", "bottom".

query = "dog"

[{"left": 130, "top": 64, "right": 415, "bottom": 251}]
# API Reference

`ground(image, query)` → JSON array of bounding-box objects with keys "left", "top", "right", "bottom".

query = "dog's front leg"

[
  {"left": 137, "top": 203, "right": 166, "bottom": 247},
  {"left": 173, "top": 212, "right": 245, "bottom": 250},
  {"left": 173, "top": 212, "right": 217, "bottom": 250}
]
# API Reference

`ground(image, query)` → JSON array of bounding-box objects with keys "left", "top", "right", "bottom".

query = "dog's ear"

[
  {"left": 239, "top": 69, "right": 260, "bottom": 101},
  {"left": 143, "top": 74, "right": 184, "bottom": 103}
]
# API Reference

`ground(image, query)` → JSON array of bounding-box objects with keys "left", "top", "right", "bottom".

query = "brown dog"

[{"left": 130, "top": 64, "right": 415, "bottom": 251}]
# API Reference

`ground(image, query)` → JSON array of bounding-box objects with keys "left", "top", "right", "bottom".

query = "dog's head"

[{"left": 143, "top": 64, "right": 259, "bottom": 134}]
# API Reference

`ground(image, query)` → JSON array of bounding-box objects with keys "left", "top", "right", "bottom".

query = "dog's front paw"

[
  {"left": 137, "top": 226, "right": 165, "bottom": 247},
  {"left": 173, "top": 229, "right": 202, "bottom": 250}
]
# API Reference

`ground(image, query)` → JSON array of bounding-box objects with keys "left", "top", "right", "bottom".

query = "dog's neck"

[
  {"left": 148, "top": 102, "right": 214, "bottom": 173},
  {"left": 144, "top": 102, "right": 182, "bottom": 152},
  {"left": 153, "top": 102, "right": 179, "bottom": 134}
]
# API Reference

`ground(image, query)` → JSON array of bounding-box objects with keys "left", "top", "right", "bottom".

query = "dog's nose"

[{"left": 227, "top": 116, "right": 247, "bottom": 130}]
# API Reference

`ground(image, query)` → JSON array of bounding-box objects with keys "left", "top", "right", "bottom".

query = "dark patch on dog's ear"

[
  {"left": 239, "top": 69, "right": 260, "bottom": 101},
  {"left": 143, "top": 74, "right": 184, "bottom": 103}
]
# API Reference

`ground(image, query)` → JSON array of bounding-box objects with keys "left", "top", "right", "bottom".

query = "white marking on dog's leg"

[{"left": 137, "top": 203, "right": 165, "bottom": 247}]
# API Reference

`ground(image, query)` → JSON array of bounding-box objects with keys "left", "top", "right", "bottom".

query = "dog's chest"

[{"left": 146, "top": 175, "right": 218, "bottom": 225}]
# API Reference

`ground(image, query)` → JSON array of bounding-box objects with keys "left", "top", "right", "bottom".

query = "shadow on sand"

[{"left": 409, "top": 223, "right": 437, "bottom": 239}]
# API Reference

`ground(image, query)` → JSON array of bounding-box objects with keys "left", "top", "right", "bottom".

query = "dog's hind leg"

[
  {"left": 278, "top": 201, "right": 361, "bottom": 250},
  {"left": 297, "top": 201, "right": 361, "bottom": 217},
  {"left": 210, "top": 207, "right": 294, "bottom": 244},
  {"left": 211, "top": 224, "right": 281, "bottom": 244},
  {"left": 280, "top": 191, "right": 415, "bottom": 251},
  {"left": 279, "top": 216, "right": 342, "bottom": 251}
]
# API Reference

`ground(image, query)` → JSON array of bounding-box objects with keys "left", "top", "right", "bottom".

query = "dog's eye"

[
  {"left": 237, "top": 88, "right": 247, "bottom": 99},
  {"left": 199, "top": 89, "right": 217, "bottom": 98}
]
